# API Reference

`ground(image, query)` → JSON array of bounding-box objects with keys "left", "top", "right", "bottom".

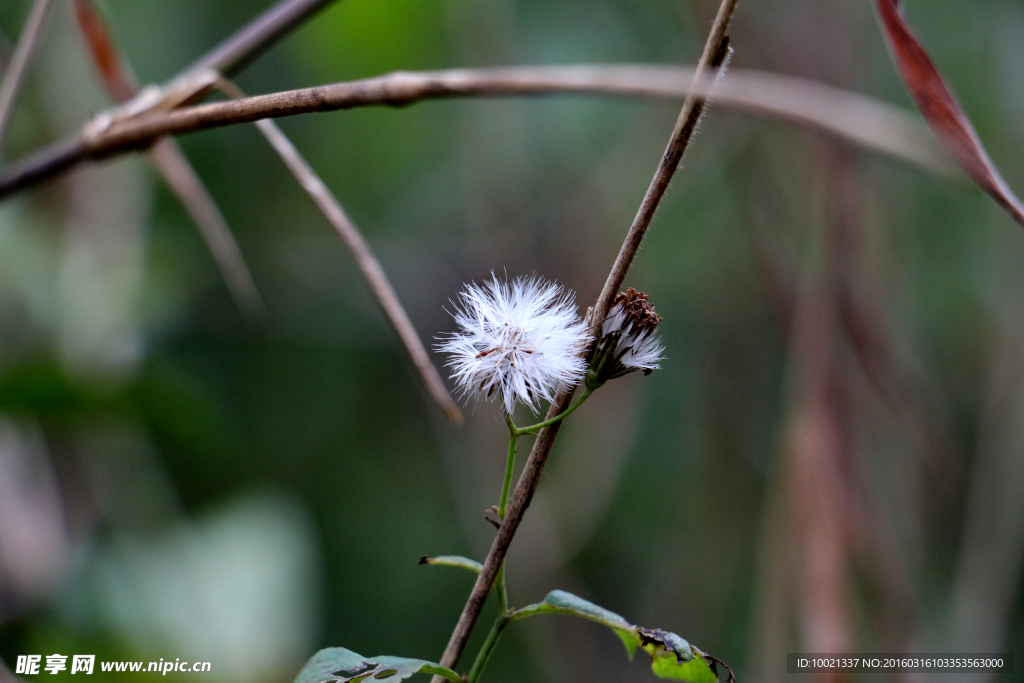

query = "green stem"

[
  {"left": 469, "top": 393, "right": 593, "bottom": 682},
  {"left": 498, "top": 419, "right": 519, "bottom": 519},
  {"left": 516, "top": 388, "right": 593, "bottom": 435},
  {"left": 466, "top": 613, "right": 510, "bottom": 683},
  {"left": 506, "top": 603, "right": 544, "bottom": 622},
  {"left": 499, "top": 387, "right": 591, "bottom": 520},
  {"left": 495, "top": 563, "right": 508, "bottom": 614}
]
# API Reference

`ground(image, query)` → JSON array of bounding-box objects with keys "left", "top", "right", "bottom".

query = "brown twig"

[
  {"left": 218, "top": 79, "right": 461, "bottom": 423},
  {"left": 180, "top": 0, "right": 339, "bottom": 83},
  {"left": 431, "top": 1, "right": 739, "bottom": 677},
  {"left": 0, "top": 0, "right": 339, "bottom": 190},
  {"left": 114, "top": 0, "right": 341, "bottom": 113},
  {"left": 147, "top": 138, "right": 263, "bottom": 313},
  {"left": 71, "top": 0, "right": 262, "bottom": 313},
  {"left": 591, "top": 2, "right": 735, "bottom": 329},
  {"left": 0, "top": 0, "right": 55, "bottom": 154},
  {"left": 0, "top": 63, "right": 953, "bottom": 200}
]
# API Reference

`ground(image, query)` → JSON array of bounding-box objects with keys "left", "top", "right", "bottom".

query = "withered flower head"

[{"left": 585, "top": 288, "right": 664, "bottom": 390}]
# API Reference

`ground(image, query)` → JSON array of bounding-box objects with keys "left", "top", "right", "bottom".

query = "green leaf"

[
  {"left": 510, "top": 591, "right": 731, "bottom": 682},
  {"left": 640, "top": 628, "right": 696, "bottom": 661},
  {"left": 526, "top": 590, "right": 641, "bottom": 657},
  {"left": 294, "top": 647, "right": 461, "bottom": 683},
  {"left": 650, "top": 655, "right": 718, "bottom": 683},
  {"left": 418, "top": 554, "right": 483, "bottom": 574},
  {"left": 639, "top": 630, "right": 716, "bottom": 683}
]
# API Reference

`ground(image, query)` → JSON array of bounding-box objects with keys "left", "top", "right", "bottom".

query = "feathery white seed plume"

[{"left": 437, "top": 275, "right": 589, "bottom": 415}]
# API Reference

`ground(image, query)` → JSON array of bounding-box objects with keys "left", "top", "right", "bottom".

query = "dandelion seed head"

[{"left": 437, "top": 275, "right": 589, "bottom": 415}]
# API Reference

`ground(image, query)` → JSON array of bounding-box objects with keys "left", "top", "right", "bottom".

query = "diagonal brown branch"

[
  {"left": 0, "top": 0, "right": 55, "bottom": 154},
  {"left": 0, "top": 64, "right": 953, "bottom": 200},
  {"left": 590, "top": 4, "right": 734, "bottom": 328},
  {"left": 71, "top": 0, "right": 262, "bottom": 313},
  {"left": 218, "top": 79, "right": 461, "bottom": 423},
  {"left": 431, "top": 1, "right": 739, "bottom": 678},
  {"left": 119, "top": 0, "right": 342, "bottom": 114},
  {"left": 181, "top": 0, "right": 339, "bottom": 84}
]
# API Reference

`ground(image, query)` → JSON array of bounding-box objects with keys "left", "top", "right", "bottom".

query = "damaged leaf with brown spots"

[
  {"left": 293, "top": 648, "right": 461, "bottom": 683},
  {"left": 511, "top": 590, "right": 727, "bottom": 682}
]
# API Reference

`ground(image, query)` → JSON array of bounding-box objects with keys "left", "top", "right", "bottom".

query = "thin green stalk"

[
  {"left": 469, "top": 392, "right": 592, "bottom": 682},
  {"left": 464, "top": 393, "right": 593, "bottom": 679},
  {"left": 506, "top": 603, "right": 544, "bottom": 622},
  {"left": 498, "top": 420, "right": 519, "bottom": 519},
  {"left": 498, "top": 389, "right": 592, "bottom": 517},
  {"left": 516, "top": 388, "right": 593, "bottom": 434},
  {"left": 495, "top": 564, "right": 508, "bottom": 614},
  {"left": 466, "top": 613, "right": 510, "bottom": 683}
]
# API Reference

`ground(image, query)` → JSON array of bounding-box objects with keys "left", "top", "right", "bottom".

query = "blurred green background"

[{"left": 0, "top": 0, "right": 1022, "bottom": 681}]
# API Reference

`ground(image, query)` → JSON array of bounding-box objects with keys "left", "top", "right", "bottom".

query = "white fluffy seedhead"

[{"left": 437, "top": 275, "right": 589, "bottom": 415}]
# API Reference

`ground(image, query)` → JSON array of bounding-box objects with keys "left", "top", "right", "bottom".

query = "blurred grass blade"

[
  {"left": 0, "top": 0, "right": 55, "bottom": 154},
  {"left": 874, "top": 0, "right": 1024, "bottom": 227},
  {"left": 217, "top": 80, "right": 461, "bottom": 423},
  {"left": 72, "top": 0, "right": 262, "bottom": 313},
  {"left": 70, "top": 0, "right": 135, "bottom": 102},
  {"left": 147, "top": 138, "right": 263, "bottom": 313}
]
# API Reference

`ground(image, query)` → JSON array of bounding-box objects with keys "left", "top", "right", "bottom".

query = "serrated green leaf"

[
  {"left": 419, "top": 554, "right": 483, "bottom": 574},
  {"left": 294, "top": 647, "right": 461, "bottom": 683}
]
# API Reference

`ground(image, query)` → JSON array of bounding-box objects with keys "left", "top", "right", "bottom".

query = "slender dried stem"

[
  {"left": 182, "top": 0, "right": 339, "bottom": 82},
  {"left": 0, "top": 0, "right": 55, "bottom": 154},
  {"left": 218, "top": 79, "right": 462, "bottom": 423},
  {"left": 72, "top": 0, "right": 262, "bottom": 313},
  {"left": 431, "top": 1, "right": 740, "bottom": 678},
  {"left": 147, "top": 138, "right": 263, "bottom": 313},
  {"left": 0, "top": 63, "right": 952, "bottom": 199},
  {"left": 591, "top": 0, "right": 736, "bottom": 328},
  {"left": 128, "top": 0, "right": 342, "bottom": 111}
]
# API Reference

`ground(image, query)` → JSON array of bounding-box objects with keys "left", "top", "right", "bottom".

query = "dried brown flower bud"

[{"left": 585, "top": 288, "right": 664, "bottom": 390}]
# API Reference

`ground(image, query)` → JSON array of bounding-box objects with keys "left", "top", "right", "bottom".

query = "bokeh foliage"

[{"left": 0, "top": 0, "right": 1023, "bottom": 682}]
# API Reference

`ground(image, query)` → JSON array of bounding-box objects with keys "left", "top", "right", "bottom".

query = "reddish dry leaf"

[
  {"left": 70, "top": 0, "right": 263, "bottom": 314},
  {"left": 71, "top": 0, "right": 136, "bottom": 103},
  {"left": 874, "top": 0, "right": 1024, "bottom": 227}
]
